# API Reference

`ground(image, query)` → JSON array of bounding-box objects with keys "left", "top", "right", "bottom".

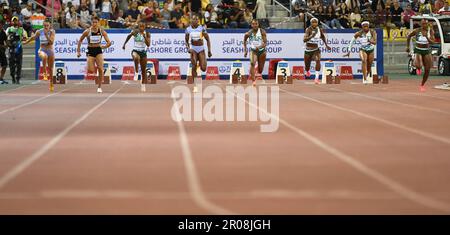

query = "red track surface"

[{"left": 0, "top": 78, "right": 449, "bottom": 214}]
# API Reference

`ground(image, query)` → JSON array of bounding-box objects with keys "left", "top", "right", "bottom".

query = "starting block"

[
  {"left": 275, "top": 61, "right": 292, "bottom": 84},
  {"left": 205, "top": 66, "right": 219, "bottom": 80},
  {"left": 38, "top": 65, "right": 51, "bottom": 81},
  {"left": 291, "top": 66, "right": 305, "bottom": 80},
  {"left": 230, "top": 61, "right": 247, "bottom": 84},
  {"left": 366, "top": 63, "right": 377, "bottom": 84},
  {"left": 143, "top": 61, "right": 157, "bottom": 84},
  {"left": 121, "top": 66, "right": 135, "bottom": 80},
  {"left": 167, "top": 66, "right": 181, "bottom": 80},
  {"left": 339, "top": 66, "right": 353, "bottom": 80},
  {"left": 52, "top": 61, "right": 67, "bottom": 84},
  {"left": 322, "top": 61, "right": 336, "bottom": 84},
  {"left": 85, "top": 62, "right": 111, "bottom": 84},
  {"left": 186, "top": 62, "right": 202, "bottom": 84}
]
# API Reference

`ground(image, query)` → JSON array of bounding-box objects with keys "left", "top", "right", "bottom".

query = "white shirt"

[
  {"left": 63, "top": 0, "right": 80, "bottom": 7},
  {"left": 21, "top": 8, "right": 33, "bottom": 18}
]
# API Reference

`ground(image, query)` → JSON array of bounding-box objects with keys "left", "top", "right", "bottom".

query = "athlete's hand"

[
  {"left": 406, "top": 47, "right": 410, "bottom": 53},
  {"left": 188, "top": 48, "right": 194, "bottom": 54},
  {"left": 77, "top": 50, "right": 81, "bottom": 58},
  {"left": 122, "top": 45, "right": 125, "bottom": 50},
  {"left": 244, "top": 51, "right": 247, "bottom": 58},
  {"left": 343, "top": 52, "right": 350, "bottom": 58},
  {"left": 208, "top": 51, "right": 212, "bottom": 58},
  {"left": 326, "top": 45, "right": 331, "bottom": 50}
]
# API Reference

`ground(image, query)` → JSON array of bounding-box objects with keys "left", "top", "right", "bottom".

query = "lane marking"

[
  {"left": 0, "top": 87, "right": 123, "bottom": 190},
  {"left": 170, "top": 85, "right": 236, "bottom": 215},
  {"left": 225, "top": 86, "right": 450, "bottom": 213},
  {"left": 281, "top": 88, "right": 450, "bottom": 145}
]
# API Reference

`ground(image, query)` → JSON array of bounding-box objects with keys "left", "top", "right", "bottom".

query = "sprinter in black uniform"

[{"left": 76, "top": 16, "right": 111, "bottom": 93}]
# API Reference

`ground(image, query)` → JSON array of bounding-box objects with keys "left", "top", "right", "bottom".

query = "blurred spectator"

[
  {"left": 337, "top": 2, "right": 350, "bottom": 28},
  {"left": 324, "top": 5, "right": 342, "bottom": 29},
  {"left": 254, "top": 0, "right": 266, "bottom": 20},
  {"left": 180, "top": 8, "right": 190, "bottom": 28},
  {"left": 228, "top": 1, "right": 245, "bottom": 28},
  {"left": 411, "top": 0, "right": 420, "bottom": 12},
  {"left": 401, "top": 3, "right": 415, "bottom": 28},
  {"left": 204, "top": 3, "right": 222, "bottom": 28},
  {"left": 167, "top": 0, "right": 175, "bottom": 11},
  {"left": 350, "top": 7, "right": 362, "bottom": 28},
  {"left": 66, "top": 5, "right": 81, "bottom": 28},
  {"left": 375, "top": 3, "right": 387, "bottom": 27},
  {"left": 363, "top": 8, "right": 376, "bottom": 25},
  {"left": 435, "top": 0, "right": 445, "bottom": 13},
  {"left": 439, "top": 1, "right": 450, "bottom": 13},
  {"left": 111, "top": 0, "right": 119, "bottom": 19},
  {"left": 124, "top": 0, "right": 141, "bottom": 27},
  {"left": 169, "top": 1, "right": 183, "bottom": 28},
  {"left": 63, "top": 0, "right": 80, "bottom": 8},
  {"left": 315, "top": 5, "right": 324, "bottom": 23},
  {"left": 31, "top": 7, "right": 45, "bottom": 31},
  {"left": 159, "top": 2, "right": 171, "bottom": 28},
  {"left": 189, "top": 0, "right": 202, "bottom": 15},
  {"left": 390, "top": 0, "right": 403, "bottom": 28},
  {"left": 243, "top": 7, "right": 252, "bottom": 27},
  {"left": 419, "top": 0, "right": 432, "bottom": 14},
  {"left": 46, "top": 0, "right": 62, "bottom": 19},
  {"left": 79, "top": 3, "right": 91, "bottom": 28},
  {"left": 101, "top": 0, "right": 112, "bottom": 19},
  {"left": 20, "top": 2, "right": 32, "bottom": 35},
  {"left": 141, "top": 1, "right": 155, "bottom": 24}
]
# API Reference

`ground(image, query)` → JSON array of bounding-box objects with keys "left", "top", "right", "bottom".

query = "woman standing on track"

[
  {"left": 76, "top": 16, "right": 111, "bottom": 93},
  {"left": 406, "top": 18, "right": 435, "bottom": 92},
  {"left": 303, "top": 18, "right": 331, "bottom": 84},
  {"left": 344, "top": 21, "right": 376, "bottom": 84},
  {"left": 185, "top": 14, "right": 212, "bottom": 93},
  {"left": 122, "top": 22, "right": 151, "bottom": 92},
  {"left": 24, "top": 19, "right": 55, "bottom": 91},
  {"left": 244, "top": 19, "right": 267, "bottom": 87}
]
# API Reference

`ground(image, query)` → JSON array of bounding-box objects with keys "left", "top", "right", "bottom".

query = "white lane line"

[
  {"left": 170, "top": 86, "right": 236, "bottom": 215},
  {"left": 226, "top": 87, "right": 450, "bottom": 213},
  {"left": 0, "top": 87, "right": 123, "bottom": 190},
  {"left": 281, "top": 88, "right": 450, "bottom": 145},
  {"left": 0, "top": 85, "right": 29, "bottom": 94},
  {"left": 0, "top": 189, "right": 410, "bottom": 200},
  {"left": 405, "top": 91, "right": 450, "bottom": 101},
  {"left": 326, "top": 87, "right": 450, "bottom": 115},
  {"left": 0, "top": 87, "right": 74, "bottom": 115}
]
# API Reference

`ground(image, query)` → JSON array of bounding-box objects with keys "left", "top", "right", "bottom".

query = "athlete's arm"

[
  {"left": 344, "top": 32, "right": 360, "bottom": 57},
  {"left": 243, "top": 31, "right": 250, "bottom": 57},
  {"left": 122, "top": 32, "right": 134, "bottom": 49},
  {"left": 23, "top": 30, "right": 38, "bottom": 45},
  {"left": 428, "top": 27, "right": 435, "bottom": 44},
  {"left": 47, "top": 30, "right": 55, "bottom": 46},
  {"left": 303, "top": 28, "right": 313, "bottom": 43},
  {"left": 260, "top": 29, "right": 267, "bottom": 50},
  {"left": 320, "top": 28, "right": 331, "bottom": 50},
  {"left": 185, "top": 32, "right": 190, "bottom": 52},
  {"left": 145, "top": 31, "right": 151, "bottom": 47},
  {"left": 203, "top": 29, "right": 212, "bottom": 58},
  {"left": 76, "top": 29, "right": 89, "bottom": 57},
  {"left": 101, "top": 29, "right": 112, "bottom": 49},
  {"left": 406, "top": 29, "right": 417, "bottom": 53},
  {"left": 369, "top": 29, "right": 377, "bottom": 45}
]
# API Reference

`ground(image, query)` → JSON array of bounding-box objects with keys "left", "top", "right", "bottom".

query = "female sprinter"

[
  {"left": 76, "top": 16, "right": 111, "bottom": 93},
  {"left": 303, "top": 17, "right": 331, "bottom": 84},
  {"left": 407, "top": 18, "right": 435, "bottom": 92},
  {"left": 24, "top": 19, "right": 55, "bottom": 91},
  {"left": 185, "top": 14, "right": 212, "bottom": 93},
  {"left": 244, "top": 19, "right": 267, "bottom": 87},
  {"left": 344, "top": 21, "right": 376, "bottom": 84},
  {"left": 122, "top": 22, "right": 151, "bottom": 92}
]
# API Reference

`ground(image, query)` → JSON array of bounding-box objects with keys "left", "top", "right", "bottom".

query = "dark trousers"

[{"left": 9, "top": 48, "right": 23, "bottom": 82}]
